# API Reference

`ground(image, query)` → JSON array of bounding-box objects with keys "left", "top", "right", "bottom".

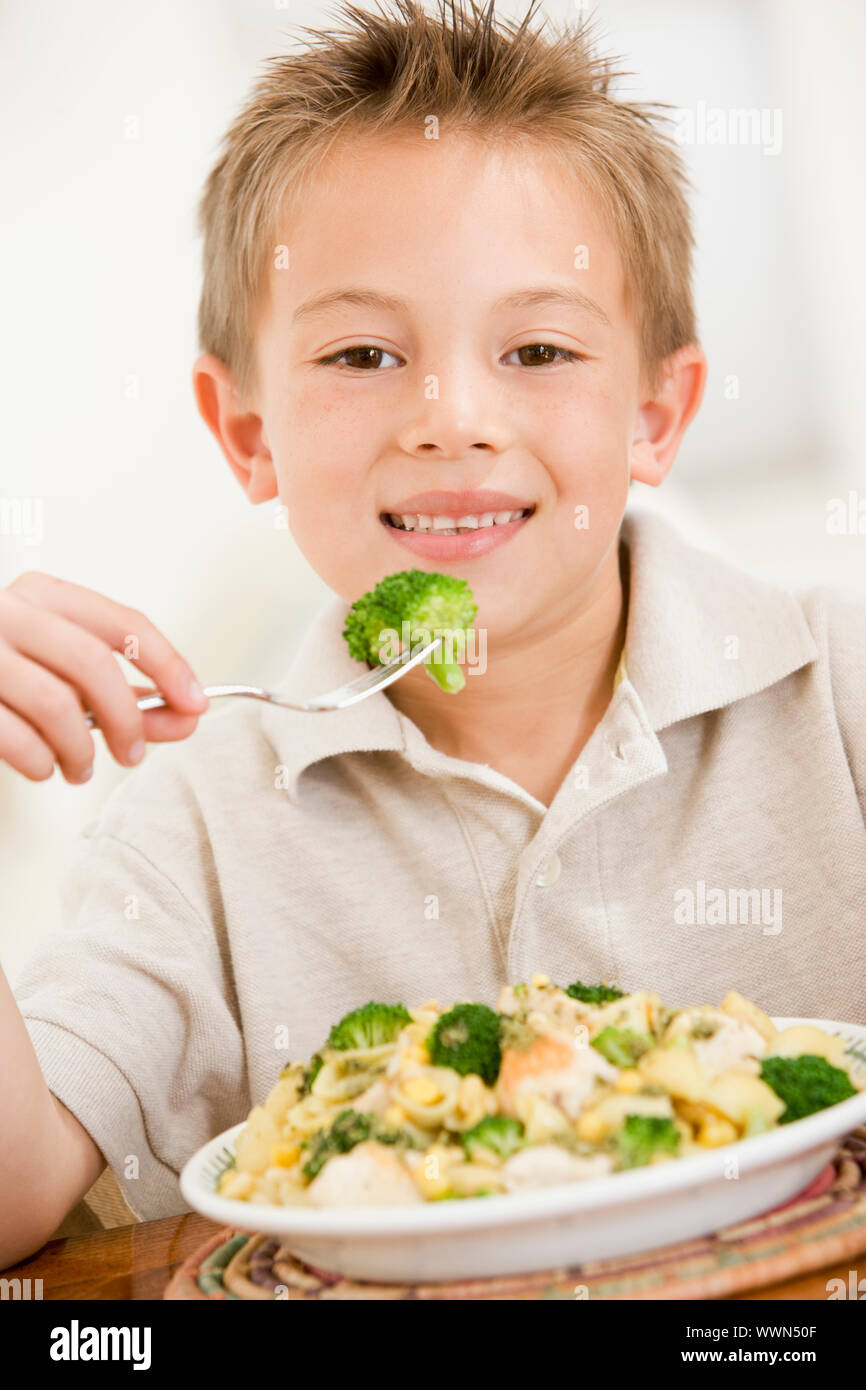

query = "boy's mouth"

[{"left": 379, "top": 491, "right": 535, "bottom": 560}]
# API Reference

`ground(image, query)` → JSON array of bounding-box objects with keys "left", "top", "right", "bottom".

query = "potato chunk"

[
  {"left": 639, "top": 1047, "right": 708, "bottom": 1103},
  {"left": 703, "top": 1073, "right": 785, "bottom": 1128},
  {"left": 765, "top": 1025, "right": 847, "bottom": 1066}
]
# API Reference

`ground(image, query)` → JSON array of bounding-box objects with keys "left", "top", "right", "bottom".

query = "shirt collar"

[{"left": 261, "top": 507, "right": 819, "bottom": 799}]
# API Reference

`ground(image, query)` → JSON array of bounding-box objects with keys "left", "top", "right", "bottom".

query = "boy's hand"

[{"left": 0, "top": 571, "right": 210, "bottom": 783}]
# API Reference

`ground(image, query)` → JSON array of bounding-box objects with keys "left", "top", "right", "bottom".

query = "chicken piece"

[
  {"left": 693, "top": 1018, "right": 768, "bottom": 1077},
  {"left": 664, "top": 1007, "right": 768, "bottom": 1079},
  {"left": 503, "top": 1144, "right": 613, "bottom": 1191},
  {"left": 497, "top": 1029, "right": 619, "bottom": 1120},
  {"left": 305, "top": 1141, "right": 423, "bottom": 1207},
  {"left": 719, "top": 990, "right": 778, "bottom": 1046}
]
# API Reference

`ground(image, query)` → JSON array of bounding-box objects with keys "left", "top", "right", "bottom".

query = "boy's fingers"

[
  {"left": 131, "top": 687, "right": 204, "bottom": 743},
  {"left": 0, "top": 643, "right": 96, "bottom": 782},
  {"left": 7, "top": 572, "right": 208, "bottom": 714},
  {"left": 0, "top": 700, "right": 57, "bottom": 782},
  {"left": 0, "top": 596, "right": 151, "bottom": 769}
]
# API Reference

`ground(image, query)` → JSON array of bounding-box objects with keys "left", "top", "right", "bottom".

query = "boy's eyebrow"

[{"left": 291, "top": 284, "right": 611, "bottom": 329}]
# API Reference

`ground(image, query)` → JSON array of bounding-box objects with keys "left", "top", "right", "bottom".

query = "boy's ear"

[
  {"left": 629, "top": 344, "right": 707, "bottom": 487},
  {"left": 191, "top": 354, "right": 278, "bottom": 504}
]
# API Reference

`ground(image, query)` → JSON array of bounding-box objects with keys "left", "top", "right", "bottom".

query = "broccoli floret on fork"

[{"left": 343, "top": 569, "right": 477, "bottom": 693}]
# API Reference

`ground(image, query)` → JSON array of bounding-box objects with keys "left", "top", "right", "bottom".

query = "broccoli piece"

[
  {"left": 564, "top": 981, "right": 624, "bottom": 1005},
  {"left": 343, "top": 569, "right": 477, "bottom": 693},
  {"left": 299, "top": 1052, "right": 324, "bottom": 1095},
  {"left": 499, "top": 1015, "right": 538, "bottom": 1052},
  {"left": 301, "top": 1108, "right": 404, "bottom": 1180},
  {"left": 461, "top": 1115, "right": 526, "bottom": 1161},
  {"left": 326, "top": 1001, "right": 412, "bottom": 1051},
  {"left": 427, "top": 1003, "right": 502, "bottom": 1085},
  {"left": 617, "top": 1114, "right": 681, "bottom": 1168},
  {"left": 591, "top": 1026, "right": 654, "bottom": 1068},
  {"left": 760, "top": 1054, "right": 857, "bottom": 1124},
  {"left": 689, "top": 1019, "right": 720, "bottom": 1040}
]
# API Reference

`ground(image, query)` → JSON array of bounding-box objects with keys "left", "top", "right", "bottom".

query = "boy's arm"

[
  {"left": 5, "top": 763, "right": 250, "bottom": 1263},
  {"left": 0, "top": 963, "right": 104, "bottom": 1267}
]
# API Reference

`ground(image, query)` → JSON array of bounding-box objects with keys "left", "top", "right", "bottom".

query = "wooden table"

[{"left": 2, "top": 1213, "right": 861, "bottom": 1299}]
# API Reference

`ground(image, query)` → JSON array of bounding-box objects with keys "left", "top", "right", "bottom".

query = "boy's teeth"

[{"left": 389, "top": 509, "right": 527, "bottom": 533}]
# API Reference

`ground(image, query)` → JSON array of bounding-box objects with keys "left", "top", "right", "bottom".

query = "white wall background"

[{"left": 1, "top": 0, "right": 864, "bottom": 974}]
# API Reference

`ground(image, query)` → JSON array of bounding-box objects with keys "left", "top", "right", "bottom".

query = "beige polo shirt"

[{"left": 13, "top": 507, "right": 866, "bottom": 1221}]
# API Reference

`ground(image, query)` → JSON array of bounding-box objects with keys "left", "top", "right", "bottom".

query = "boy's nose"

[{"left": 397, "top": 394, "right": 513, "bottom": 461}]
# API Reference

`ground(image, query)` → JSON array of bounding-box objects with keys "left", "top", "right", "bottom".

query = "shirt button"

[{"left": 534, "top": 853, "right": 561, "bottom": 887}]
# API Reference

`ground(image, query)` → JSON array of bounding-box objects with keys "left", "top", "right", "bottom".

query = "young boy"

[{"left": 1, "top": 0, "right": 864, "bottom": 1262}]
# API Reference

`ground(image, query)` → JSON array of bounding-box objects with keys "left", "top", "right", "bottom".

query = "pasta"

[{"left": 217, "top": 978, "right": 864, "bottom": 1208}]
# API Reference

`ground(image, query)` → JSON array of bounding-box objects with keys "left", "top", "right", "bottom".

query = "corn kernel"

[
  {"left": 412, "top": 1167, "right": 451, "bottom": 1199},
  {"left": 697, "top": 1116, "right": 738, "bottom": 1148},
  {"left": 410, "top": 1145, "right": 455, "bottom": 1199},
  {"left": 576, "top": 1110, "right": 607, "bottom": 1142},
  {"left": 614, "top": 1069, "right": 643, "bottom": 1094},
  {"left": 268, "top": 1143, "right": 301, "bottom": 1168},
  {"left": 403, "top": 1075, "right": 443, "bottom": 1105},
  {"left": 531, "top": 972, "right": 551, "bottom": 988}
]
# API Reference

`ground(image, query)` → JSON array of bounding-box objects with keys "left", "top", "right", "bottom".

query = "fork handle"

[{"left": 83, "top": 685, "right": 266, "bottom": 729}]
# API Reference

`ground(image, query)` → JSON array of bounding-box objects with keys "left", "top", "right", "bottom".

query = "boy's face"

[{"left": 244, "top": 132, "right": 663, "bottom": 644}]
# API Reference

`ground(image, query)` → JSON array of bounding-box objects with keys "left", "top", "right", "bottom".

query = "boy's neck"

[{"left": 385, "top": 537, "right": 629, "bottom": 808}]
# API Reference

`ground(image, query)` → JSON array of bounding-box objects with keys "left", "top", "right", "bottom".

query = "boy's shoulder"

[
  {"left": 794, "top": 573, "right": 866, "bottom": 635},
  {"left": 792, "top": 577, "right": 866, "bottom": 713},
  {"left": 791, "top": 578, "right": 866, "bottom": 813},
  {"left": 621, "top": 507, "right": 865, "bottom": 745},
  {"left": 624, "top": 504, "right": 866, "bottom": 647}
]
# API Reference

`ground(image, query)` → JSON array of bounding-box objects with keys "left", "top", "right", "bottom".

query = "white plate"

[{"left": 179, "top": 1017, "right": 866, "bottom": 1282}]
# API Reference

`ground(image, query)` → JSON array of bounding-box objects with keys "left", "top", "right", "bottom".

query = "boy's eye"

[
  {"left": 317, "top": 346, "right": 401, "bottom": 370},
  {"left": 504, "top": 344, "right": 583, "bottom": 367}
]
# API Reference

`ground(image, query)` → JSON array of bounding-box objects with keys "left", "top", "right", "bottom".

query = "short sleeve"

[{"left": 12, "top": 826, "right": 249, "bottom": 1222}]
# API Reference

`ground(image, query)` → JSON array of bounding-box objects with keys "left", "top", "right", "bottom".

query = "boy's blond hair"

[{"left": 197, "top": 0, "right": 697, "bottom": 403}]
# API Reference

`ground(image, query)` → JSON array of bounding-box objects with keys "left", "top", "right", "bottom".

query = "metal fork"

[{"left": 82, "top": 636, "right": 442, "bottom": 727}]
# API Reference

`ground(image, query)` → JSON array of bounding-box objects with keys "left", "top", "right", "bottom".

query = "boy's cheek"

[
  {"left": 284, "top": 503, "right": 390, "bottom": 600},
  {"left": 273, "top": 454, "right": 371, "bottom": 532},
  {"left": 547, "top": 440, "right": 630, "bottom": 528}
]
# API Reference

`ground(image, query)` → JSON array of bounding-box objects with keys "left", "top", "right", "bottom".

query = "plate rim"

[{"left": 179, "top": 1014, "right": 866, "bottom": 1236}]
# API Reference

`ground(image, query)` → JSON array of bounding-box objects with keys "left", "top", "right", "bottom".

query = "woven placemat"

[{"left": 165, "top": 1127, "right": 866, "bottom": 1300}]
